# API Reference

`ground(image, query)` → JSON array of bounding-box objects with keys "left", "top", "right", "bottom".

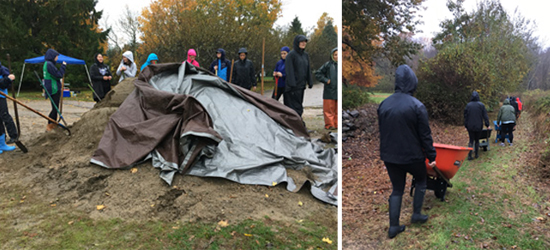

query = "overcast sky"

[
  {"left": 415, "top": 0, "right": 550, "bottom": 49},
  {"left": 96, "top": 0, "right": 341, "bottom": 37}
]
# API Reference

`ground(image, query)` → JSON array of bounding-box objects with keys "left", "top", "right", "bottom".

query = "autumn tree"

[
  {"left": 308, "top": 14, "right": 338, "bottom": 71},
  {"left": 0, "top": 0, "right": 109, "bottom": 89},
  {"left": 138, "top": 0, "right": 281, "bottom": 78},
  {"left": 342, "top": 0, "right": 425, "bottom": 88}
]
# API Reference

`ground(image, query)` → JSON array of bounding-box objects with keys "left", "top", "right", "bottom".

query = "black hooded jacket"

[
  {"left": 285, "top": 35, "right": 312, "bottom": 90},
  {"left": 89, "top": 53, "right": 112, "bottom": 101},
  {"left": 464, "top": 91, "right": 489, "bottom": 132},
  {"left": 378, "top": 65, "right": 437, "bottom": 164},
  {"left": 231, "top": 48, "right": 256, "bottom": 89},
  {"left": 43, "top": 49, "right": 66, "bottom": 96},
  {"left": 209, "top": 48, "right": 232, "bottom": 73}
]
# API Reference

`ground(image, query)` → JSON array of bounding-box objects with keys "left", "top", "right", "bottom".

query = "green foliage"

[
  {"left": 342, "top": 0, "right": 425, "bottom": 67},
  {"left": 343, "top": 85, "right": 372, "bottom": 109},
  {"left": 0, "top": 0, "right": 109, "bottom": 90},
  {"left": 416, "top": 0, "right": 536, "bottom": 124},
  {"left": 308, "top": 20, "right": 338, "bottom": 71}
]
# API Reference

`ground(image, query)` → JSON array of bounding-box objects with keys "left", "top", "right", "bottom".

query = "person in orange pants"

[{"left": 315, "top": 48, "right": 338, "bottom": 129}]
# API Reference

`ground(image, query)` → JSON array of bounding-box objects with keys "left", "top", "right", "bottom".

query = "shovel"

[
  {"left": 5, "top": 54, "right": 27, "bottom": 153},
  {"left": 0, "top": 91, "right": 71, "bottom": 136}
]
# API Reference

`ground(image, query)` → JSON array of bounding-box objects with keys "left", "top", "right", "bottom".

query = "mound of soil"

[{"left": 0, "top": 78, "right": 336, "bottom": 226}]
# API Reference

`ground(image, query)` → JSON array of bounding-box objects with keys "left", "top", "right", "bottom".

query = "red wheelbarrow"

[{"left": 410, "top": 143, "right": 472, "bottom": 201}]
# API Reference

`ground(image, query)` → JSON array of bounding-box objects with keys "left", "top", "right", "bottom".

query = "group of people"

[{"left": 379, "top": 64, "right": 524, "bottom": 239}]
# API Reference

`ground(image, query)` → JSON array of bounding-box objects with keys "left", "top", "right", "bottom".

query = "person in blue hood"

[
  {"left": 43, "top": 49, "right": 67, "bottom": 131},
  {"left": 209, "top": 48, "right": 232, "bottom": 81},
  {"left": 0, "top": 61, "right": 18, "bottom": 152},
  {"left": 464, "top": 91, "right": 490, "bottom": 160},
  {"left": 141, "top": 53, "right": 159, "bottom": 72},
  {"left": 285, "top": 35, "right": 313, "bottom": 118},
  {"left": 378, "top": 65, "right": 436, "bottom": 239},
  {"left": 272, "top": 46, "right": 289, "bottom": 102}
]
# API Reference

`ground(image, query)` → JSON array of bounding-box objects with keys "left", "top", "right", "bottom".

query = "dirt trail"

[
  {"left": 0, "top": 78, "right": 336, "bottom": 231},
  {"left": 342, "top": 103, "right": 550, "bottom": 249}
]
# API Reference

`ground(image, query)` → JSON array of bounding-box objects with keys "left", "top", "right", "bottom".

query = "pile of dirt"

[
  {"left": 342, "top": 103, "right": 469, "bottom": 247},
  {"left": 0, "top": 77, "right": 336, "bottom": 226}
]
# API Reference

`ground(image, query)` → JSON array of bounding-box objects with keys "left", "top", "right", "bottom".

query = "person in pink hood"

[{"left": 185, "top": 49, "right": 200, "bottom": 67}]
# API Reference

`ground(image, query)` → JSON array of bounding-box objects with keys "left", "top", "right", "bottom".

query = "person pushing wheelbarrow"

[
  {"left": 378, "top": 64, "right": 436, "bottom": 239},
  {"left": 464, "top": 91, "right": 490, "bottom": 160}
]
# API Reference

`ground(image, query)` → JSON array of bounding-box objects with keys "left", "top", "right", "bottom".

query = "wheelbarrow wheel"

[
  {"left": 482, "top": 146, "right": 487, "bottom": 151},
  {"left": 434, "top": 182, "right": 447, "bottom": 201}
]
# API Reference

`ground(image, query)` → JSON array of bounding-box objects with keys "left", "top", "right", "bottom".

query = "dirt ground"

[{"left": 0, "top": 79, "right": 336, "bottom": 230}]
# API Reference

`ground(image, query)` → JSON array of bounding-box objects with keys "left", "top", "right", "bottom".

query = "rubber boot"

[
  {"left": 467, "top": 143, "right": 473, "bottom": 161},
  {"left": 411, "top": 187, "right": 429, "bottom": 224},
  {"left": 388, "top": 195, "right": 406, "bottom": 239},
  {"left": 0, "top": 149, "right": 3, "bottom": 154},
  {"left": 0, "top": 134, "right": 16, "bottom": 152},
  {"left": 46, "top": 123, "right": 56, "bottom": 132}
]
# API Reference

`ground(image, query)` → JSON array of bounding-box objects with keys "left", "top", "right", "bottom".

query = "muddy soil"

[{"left": 0, "top": 78, "right": 336, "bottom": 228}]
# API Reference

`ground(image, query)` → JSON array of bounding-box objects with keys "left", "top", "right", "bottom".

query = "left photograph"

[{"left": 0, "top": 0, "right": 339, "bottom": 249}]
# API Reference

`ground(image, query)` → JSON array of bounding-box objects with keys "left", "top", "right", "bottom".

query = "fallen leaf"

[
  {"left": 50, "top": 204, "right": 57, "bottom": 207},
  {"left": 322, "top": 237, "right": 333, "bottom": 244},
  {"left": 512, "top": 246, "right": 517, "bottom": 249},
  {"left": 105, "top": 192, "right": 110, "bottom": 196},
  {"left": 272, "top": 182, "right": 277, "bottom": 186},
  {"left": 151, "top": 204, "right": 155, "bottom": 207},
  {"left": 96, "top": 205, "right": 105, "bottom": 210},
  {"left": 218, "top": 220, "right": 229, "bottom": 227},
  {"left": 250, "top": 225, "right": 255, "bottom": 229},
  {"left": 172, "top": 226, "right": 179, "bottom": 229},
  {"left": 265, "top": 194, "right": 269, "bottom": 198},
  {"left": 298, "top": 201, "right": 303, "bottom": 207},
  {"left": 244, "top": 233, "right": 252, "bottom": 237},
  {"left": 296, "top": 219, "right": 304, "bottom": 223},
  {"left": 130, "top": 168, "right": 137, "bottom": 173},
  {"left": 68, "top": 221, "right": 74, "bottom": 225}
]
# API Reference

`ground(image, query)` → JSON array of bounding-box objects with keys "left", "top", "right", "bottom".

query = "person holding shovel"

[
  {"left": 116, "top": 51, "right": 137, "bottom": 83},
  {"left": 209, "top": 48, "right": 232, "bottom": 81},
  {"left": 43, "top": 49, "right": 67, "bottom": 132},
  {"left": 0, "top": 61, "right": 17, "bottom": 152},
  {"left": 464, "top": 91, "right": 490, "bottom": 160},
  {"left": 315, "top": 47, "right": 338, "bottom": 130},
  {"left": 378, "top": 64, "right": 436, "bottom": 238},
  {"left": 272, "top": 46, "right": 289, "bottom": 102},
  {"left": 90, "top": 53, "right": 112, "bottom": 102}
]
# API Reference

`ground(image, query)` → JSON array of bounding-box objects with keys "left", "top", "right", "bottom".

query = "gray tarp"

[{"left": 91, "top": 62, "right": 338, "bottom": 205}]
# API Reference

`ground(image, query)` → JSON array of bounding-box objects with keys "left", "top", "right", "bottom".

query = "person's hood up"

[
  {"left": 503, "top": 98, "right": 510, "bottom": 105},
  {"left": 122, "top": 51, "right": 134, "bottom": 63},
  {"left": 146, "top": 53, "right": 159, "bottom": 63},
  {"left": 293, "top": 35, "right": 308, "bottom": 54},
  {"left": 94, "top": 53, "right": 103, "bottom": 65},
  {"left": 394, "top": 64, "right": 417, "bottom": 95},
  {"left": 331, "top": 47, "right": 337, "bottom": 62},
  {"left": 470, "top": 91, "right": 480, "bottom": 102},
  {"left": 0, "top": 61, "right": 9, "bottom": 77},
  {"left": 217, "top": 48, "right": 226, "bottom": 61},
  {"left": 187, "top": 49, "right": 197, "bottom": 62},
  {"left": 45, "top": 49, "right": 59, "bottom": 63},
  {"left": 281, "top": 46, "right": 290, "bottom": 53}
]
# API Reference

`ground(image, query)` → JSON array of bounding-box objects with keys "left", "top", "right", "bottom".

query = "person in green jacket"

[
  {"left": 497, "top": 98, "right": 516, "bottom": 146},
  {"left": 315, "top": 48, "right": 338, "bottom": 130}
]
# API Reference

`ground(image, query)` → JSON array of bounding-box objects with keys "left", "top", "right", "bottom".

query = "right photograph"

[{"left": 342, "top": 0, "right": 550, "bottom": 249}]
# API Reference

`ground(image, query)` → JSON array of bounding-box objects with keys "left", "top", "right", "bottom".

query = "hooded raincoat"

[
  {"left": 285, "top": 35, "right": 312, "bottom": 90},
  {"left": 186, "top": 49, "right": 200, "bottom": 67},
  {"left": 497, "top": 99, "right": 516, "bottom": 124},
  {"left": 90, "top": 54, "right": 113, "bottom": 102},
  {"left": 315, "top": 47, "right": 338, "bottom": 100},
  {"left": 209, "top": 49, "right": 232, "bottom": 81},
  {"left": 0, "top": 62, "right": 11, "bottom": 96},
  {"left": 232, "top": 48, "right": 256, "bottom": 90},
  {"left": 0, "top": 62, "right": 17, "bottom": 140},
  {"left": 141, "top": 53, "right": 159, "bottom": 71},
  {"left": 378, "top": 65, "right": 436, "bottom": 164},
  {"left": 43, "top": 49, "right": 66, "bottom": 124},
  {"left": 116, "top": 51, "right": 137, "bottom": 83},
  {"left": 464, "top": 91, "right": 490, "bottom": 132}
]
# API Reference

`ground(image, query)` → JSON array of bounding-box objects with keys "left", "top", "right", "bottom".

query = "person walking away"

[
  {"left": 232, "top": 48, "right": 256, "bottom": 91},
  {"left": 0, "top": 62, "right": 17, "bottom": 152},
  {"left": 43, "top": 49, "right": 67, "bottom": 131},
  {"left": 272, "top": 46, "right": 289, "bottom": 102},
  {"left": 497, "top": 98, "right": 516, "bottom": 146},
  {"left": 209, "top": 49, "right": 232, "bottom": 81},
  {"left": 378, "top": 65, "right": 436, "bottom": 239},
  {"left": 315, "top": 47, "right": 338, "bottom": 130},
  {"left": 141, "top": 53, "right": 159, "bottom": 72},
  {"left": 116, "top": 51, "right": 137, "bottom": 83},
  {"left": 89, "top": 53, "right": 112, "bottom": 102},
  {"left": 185, "top": 49, "right": 200, "bottom": 67},
  {"left": 285, "top": 35, "right": 313, "bottom": 118},
  {"left": 464, "top": 91, "right": 490, "bottom": 160}
]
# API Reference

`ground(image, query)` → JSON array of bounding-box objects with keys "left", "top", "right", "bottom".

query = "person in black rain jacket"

[
  {"left": 464, "top": 91, "right": 490, "bottom": 160},
  {"left": 89, "top": 53, "right": 112, "bottom": 102},
  {"left": 378, "top": 64, "right": 437, "bottom": 239},
  {"left": 285, "top": 35, "right": 313, "bottom": 117},
  {"left": 231, "top": 48, "right": 256, "bottom": 91}
]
